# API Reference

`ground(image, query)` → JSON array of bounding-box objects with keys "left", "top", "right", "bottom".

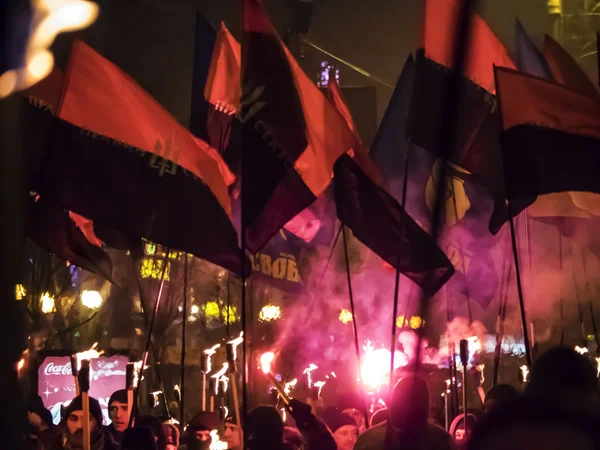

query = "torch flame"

[
  {"left": 204, "top": 344, "right": 221, "bottom": 374},
  {"left": 520, "top": 365, "right": 529, "bottom": 383},
  {"left": 476, "top": 364, "right": 485, "bottom": 385},
  {"left": 302, "top": 363, "right": 318, "bottom": 388},
  {"left": 226, "top": 332, "right": 244, "bottom": 361},
  {"left": 260, "top": 352, "right": 275, "bottom": 375},
  {"left": 314, "top": 380, "right": 326, "bottom": 397},
  {"left": 209, "top": 429, "right": 228, "bottom": 450},
  {"left": 17, "top": 358, "right": 25, "bottom": 374},
  {"left": 75, "top": 342, "right": 103, "bottom": 370},
  {"left": 596, "top": 358, "right": 600, "bottom": 378},
  {"left": 211, "top": 363, "right": 230, "bottom": 395},
  {"left": 219, "top": 375, "right": 229, "bottom": 393},
  {"left": 284, "top": 379, "right": 297, "bottom": 395},
  {"left": 132, "top": 360, "right": 149, "bottom": 386},
  {"left": 150, "top": 390, "right": 161, "bottom": 408},
  {"left": 575, "top": 346, "right": 589, "bottom": 355}
]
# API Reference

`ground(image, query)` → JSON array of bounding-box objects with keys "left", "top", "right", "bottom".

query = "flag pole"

[
  {"left": 179, "top": 253, "right": 188, "bottom": 428},
  {"left": 389, "top": 146, "right": 411, "bottom": 392},
  {"left": 507, "top": 208, "right": 533, "bottom": 367},
  {"left": 568, "top": 241, "right": 587, "bottom": 347},
  {"left": 581, "top": 249, "right": 600, "bottom": 354},
  {"left": 413, "top": 0, "right": 478, "bottom": 380},
  {"left": 558, "top": 231, "right": 565, "bottom": 345},
  {"left": 492, "top": 228, "right": 512, "bottom": 386},
  {"left": 449, "top": 173, "right": 473, "bottom": 323},
  {"left": 341, "top": 224, "right": 369, "bottom": 426},
  {"left": 129, "top": 249, "right": 169, "bottom": 428}
]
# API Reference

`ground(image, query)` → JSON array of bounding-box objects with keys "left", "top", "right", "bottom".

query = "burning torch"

[
  {"left": 260, "top": 352, "right": 290, "bottom": 406},
  {"left": 302, "top": 363, "right": 318, "bottom": 414},
  {"left": 74, "top": 345, "right": 102, "bottom": 450},
  {"left": 226, "top": 332, "right": 243, "bottom": 428},
  {"left": 209, "top": 363, "right": 229, "bottom": 413},
  {"left": 202, "top": 344, "right": 221, "bottom": 412}
]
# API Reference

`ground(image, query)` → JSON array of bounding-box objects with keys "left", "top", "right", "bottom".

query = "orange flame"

[
  {"left": 314, "top": 380, "right": 326, "bottom": 397},
  {"left": 260, "top": 352, "right": 275, "bottom": 374},
  {"left": 227, "top": 332, "right": 244, "bottom": 361},
  {"left": 211, "top": 363, "right": 229, "bottom": 395},
  {"left": 209, "top": 429, "right": 228, "bottom": 450},
  {"left": 520, "top": 365, "right": 529, "bottom": 383},
  {"left": 303, "top": 363, "right": 318, "bottom": 388},
  {"left": 204, "top": 344, "right": 221, "bottom": 374}
]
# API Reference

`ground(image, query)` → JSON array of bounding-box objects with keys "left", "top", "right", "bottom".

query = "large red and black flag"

[
  {"left": 408, "top": 0, "right": 530, "bottom": 234},
  {"left": 495, "top": 67, "right": 600, "bottom": 203},
  {"left": 38, "top": 40, "right": 247, "bottom": 275},
  {"left": 370, "top": 56, "right": 498, "bottom": 307},
  {"left": 328, "top": 63, "right": 455, "bottom": 295},
  {"left": 240, "top": 0, "right": 356, "bottom": 253}
]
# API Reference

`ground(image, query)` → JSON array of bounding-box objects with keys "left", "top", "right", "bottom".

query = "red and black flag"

[
  {"left": 38, "top": 40, "right": 247, "bottom": 275},
  {"left": 190, "top": 15, "right": 241, "bottom": 157},
  {"left": 28, "top": 196, "right": 114, "bottom": 281},
  {"left": 495, "top": 67, "right": 600, "bottom": 202},
  {"left": 240, "top": 0, "right": 356, "bottom": 252},
  {"left": 543, "top": 34, "right": 600, "bottom": 101},
  {"left": 408, "top": 0, "right": 527, "bottom": 234}
]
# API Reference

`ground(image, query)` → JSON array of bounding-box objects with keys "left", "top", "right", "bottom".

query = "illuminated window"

[
  {"left": 15, "top": 284, "right": 26, "bottom": 300},
  {"left": 317, "top": 61, "right": 340, "bottom": 88}
]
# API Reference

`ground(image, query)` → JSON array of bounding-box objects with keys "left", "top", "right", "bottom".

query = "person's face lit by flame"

[
  {"left": 333, "top": 425, "right": 358, "bottom": 450},
  {"left": 223, "top": 422, "right": 243, "bottom": 450},
  {"left": 66, "top": 410, "right": 98, "bottom": 435},
  {"left": 109, "top": 401, "right": 130, "bottom": 432}
]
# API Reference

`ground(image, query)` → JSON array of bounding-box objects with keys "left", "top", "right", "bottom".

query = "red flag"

[
  {"left": 495, "top": 67, "right": 600, "bottom": 201},
  {"left": 40, "top": 41, "right": 246, "bottom": 275},
  {"left": 59, "top": 40, "right": 235, "bottom": 215},
  {"left": 424, "top": 0, "right": 515, "bottom": 93},
  {"left": 241, "top": 0, "right": 356, "bottom": 252},
  {"left": 543, "top": 34, "right": 600, "bottom": 101},
  {"left": 326, "top": 78, "right": 382, "bottom": 185},
  {"left": 204, "top": 22, "right": 241, "bottom": 115}
]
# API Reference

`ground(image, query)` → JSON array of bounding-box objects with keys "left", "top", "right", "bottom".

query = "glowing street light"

[
  {"left": 41, "top": 292, "right": 55, "bottom": 314},
  {"left": 81, "top": 290, "right": 102, "bottom": 310},
  {"left": 259, "top": 304, "right": 281, "bottom": 322},
  {"left": 191, "top": 304, "right": 200, "bottom": 315}
]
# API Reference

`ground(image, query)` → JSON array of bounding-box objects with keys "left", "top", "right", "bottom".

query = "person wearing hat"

[
  {"left": 106, "top": 389, "right": 131, "bottom": 444},
  {"left": 25, "top": 395, "right": 57, "bottom": 450},
  {"left": 162, "top": 422, "right": 179, "bottom": 450},
  {"left": 223, "top": 416, "right": 242, "bottom": 450},
  {"left": 322, "top": 408, "right": 358, "bottom": 450},
  {"left": 181, "top": 411, "right": 220, "bottom": 450},
  {"left": 59, "top": 394, "right": 120, "bottom": 450}
]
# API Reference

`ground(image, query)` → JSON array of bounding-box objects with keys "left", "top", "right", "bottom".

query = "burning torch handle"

[
  {"left": 230, "top": 375, "right": 241, "bottom": 428},
  {"left": 267, "top": 372, "right": 291, "bottom": 406},
  {"left": 78, "top": 360, "right": 91, "bottom": 450}
]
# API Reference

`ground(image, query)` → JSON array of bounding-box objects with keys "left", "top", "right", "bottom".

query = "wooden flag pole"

[
  {"left": 559, "top": 232, "right": 565, "bottom": 345},
  {"left": 507, "top": 208, "right": 532, "bottom": 367},
  {"left": 390, "top": 146, "right": 411, "bottom": 392}
]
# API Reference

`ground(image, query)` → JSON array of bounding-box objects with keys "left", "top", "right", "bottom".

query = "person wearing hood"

[
  {"left": 106, "top": 390, "right": 131, "bottom": 445},
  {"left": 245, "top": 401, "right": 336, "bottom": 450},
  {"left": 180, "top": 411, "right": 220, "bottom": 450},
  {"left": 321, "top": 408, "right": 358, "bottom": 450},
  {"left": 354, "top": 375, "right": 456, "bottom": 450},
  {"left": 58, "top": 395, "right": 120, "bottom": 450},
  {"left": 25, "top": 395, "right": 58, "bottom": 450}
]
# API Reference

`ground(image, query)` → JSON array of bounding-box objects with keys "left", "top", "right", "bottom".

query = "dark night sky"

[{"left": 65, "top": 0, "right": 549, "bottom": 128}]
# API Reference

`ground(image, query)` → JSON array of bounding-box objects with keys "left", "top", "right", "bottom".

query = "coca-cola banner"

[{"left": 38, "top": 355, "right": 128, "bottom": 425}]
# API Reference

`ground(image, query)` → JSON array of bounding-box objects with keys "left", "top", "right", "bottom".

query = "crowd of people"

[{"left": 23, "top": 346, "right": 600, "bottom": 450}]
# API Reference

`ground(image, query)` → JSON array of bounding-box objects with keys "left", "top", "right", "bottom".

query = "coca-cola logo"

[{"left": 43, "top": 362, "right": 73, "bottom": 376}]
